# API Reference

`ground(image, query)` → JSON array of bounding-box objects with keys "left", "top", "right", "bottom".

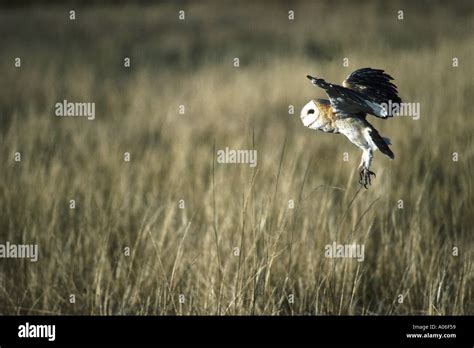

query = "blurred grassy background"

[{"left": 0, "top": 0, "right": 472, "bottom": 314}]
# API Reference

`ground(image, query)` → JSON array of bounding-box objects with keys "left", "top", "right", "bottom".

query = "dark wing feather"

[
  {"left": 343, "top": 68, "right": 402, "bottom": 105},
  {"left": 306, "top": 75, "right": 388, "bottom": 119}
]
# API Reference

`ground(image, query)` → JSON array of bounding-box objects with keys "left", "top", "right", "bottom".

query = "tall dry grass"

[{"left": 0, "top": 1, "right": 472, "bottom": 315}]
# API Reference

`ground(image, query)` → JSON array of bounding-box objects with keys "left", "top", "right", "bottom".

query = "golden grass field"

[{"left": 0, "top": 1, "right": 472, "bottom": 315}]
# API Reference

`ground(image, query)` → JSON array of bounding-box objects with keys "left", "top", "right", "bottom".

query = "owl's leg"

[{"left": 358, "top": 149, "right": 375, "bottom": 189}]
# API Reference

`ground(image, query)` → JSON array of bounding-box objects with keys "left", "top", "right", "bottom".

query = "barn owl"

[{"left": 300, "top": 68, "right": 401, "bottom": 188}]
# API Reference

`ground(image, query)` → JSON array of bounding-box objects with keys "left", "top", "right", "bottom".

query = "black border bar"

[{"left": 0, "top": 315, "right": 472, "bottom": 345}]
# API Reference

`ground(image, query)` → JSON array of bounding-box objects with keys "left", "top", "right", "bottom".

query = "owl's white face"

[{"left": 300, "top": 100, "right": 321, "bottom": 130}]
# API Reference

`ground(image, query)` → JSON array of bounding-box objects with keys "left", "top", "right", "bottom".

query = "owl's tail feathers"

[{"left": 368, "top": 129, "right": 395, "bottom": 160}]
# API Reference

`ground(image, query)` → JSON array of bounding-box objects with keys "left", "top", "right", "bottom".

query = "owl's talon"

[{"left": 359, "top": 167, "right": 376, "bottom": 189}]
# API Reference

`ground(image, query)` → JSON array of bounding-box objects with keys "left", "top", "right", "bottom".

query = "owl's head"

[{"left": 300, "top": 100, "right": 322, "bottom": 129}]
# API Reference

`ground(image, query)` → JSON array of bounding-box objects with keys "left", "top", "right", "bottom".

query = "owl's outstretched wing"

[
  {"left": 342, "top": 68, "right": 401, "bottom": 105},
  {"left": 307, "top": 68, "right": 401, "bottom": 119}
]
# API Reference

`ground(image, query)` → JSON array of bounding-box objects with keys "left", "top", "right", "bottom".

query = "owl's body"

[{"left": 300, "top": 68, "right": 400, "bottom": 188}]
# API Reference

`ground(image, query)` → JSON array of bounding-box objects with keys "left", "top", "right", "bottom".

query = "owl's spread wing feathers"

[
  {"left": 307, "top": 68, "right": 401, "bottom": 119},
  {"left": 343, "top": 68, "right": 401, "bottom": 105}
]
